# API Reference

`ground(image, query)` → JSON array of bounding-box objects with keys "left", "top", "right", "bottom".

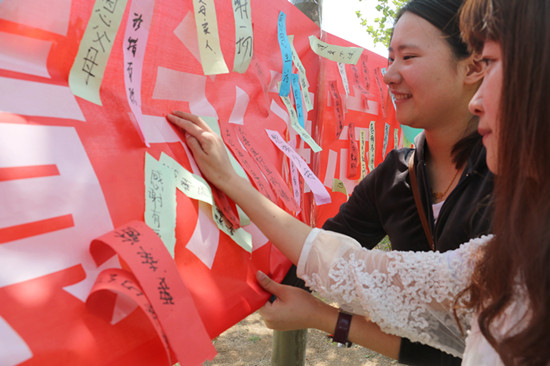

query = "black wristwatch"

[{"left": 329, "top": 310, "right": 353, "bottom": 347}]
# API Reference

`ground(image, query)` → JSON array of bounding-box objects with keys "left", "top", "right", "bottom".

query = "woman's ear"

[{"left": 464, "top": 55, "right": 485, "bottom": 85}]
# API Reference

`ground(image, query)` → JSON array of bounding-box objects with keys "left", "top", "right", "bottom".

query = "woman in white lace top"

[{"left": 167, "top": 0, "right": 550, "bottom": 363}]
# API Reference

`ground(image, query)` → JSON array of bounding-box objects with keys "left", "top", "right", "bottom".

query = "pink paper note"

[
  {"left": 266, "top": 129, "right": 330, "bottom": 206},
  {"left": 123, "top": 0, "right": 155, "bottom": 146}
]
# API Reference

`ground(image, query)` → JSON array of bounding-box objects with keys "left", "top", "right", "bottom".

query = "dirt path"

[{"left": 204, "top": 311, "right": 400, "bottom": 366}]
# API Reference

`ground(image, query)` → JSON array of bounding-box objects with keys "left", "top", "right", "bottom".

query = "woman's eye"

[
  {"left": 403, "top": 55, "right": 416, "bottom": 60},
  {"left": 482, "top": 58, "right": 493, "bottom": 66},
  {"left": 387, "top": 57, "right": 394, "bottom": 65}
]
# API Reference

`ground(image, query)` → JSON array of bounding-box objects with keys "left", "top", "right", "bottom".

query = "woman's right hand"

[
  {"left": 167, "top": 111, "right": 237, "bottom": 190},
  {"left": 256, "top": 271, "right": 338, "bottom": 331}
]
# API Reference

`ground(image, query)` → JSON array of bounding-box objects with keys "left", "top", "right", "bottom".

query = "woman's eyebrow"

[{"left": 388, "top": 44, "right": 422, "bottom": 53}]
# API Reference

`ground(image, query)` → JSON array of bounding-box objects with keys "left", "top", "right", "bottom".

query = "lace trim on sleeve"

[{"left": 297, "top": 230, "right": 492, "bottom": 358}]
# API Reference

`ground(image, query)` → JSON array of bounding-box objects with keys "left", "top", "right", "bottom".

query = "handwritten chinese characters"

[
  {"left": 192, "top": 0, "right": 229, "bottom": 75},
  {"left": 89, "top": 221, "right": 217, "bottom": 364},
  {"left": 308, "top": 35, "right": 363, "bottom": 65},
  {"left": 266, "top": 129, "right": 330, "bottom": 206},
  {"left": 291, "top": 73, "right": 305, "bottom": 128},
  {"left": 144, "top": 153, "right": 177, "bottom": 256},
  {"left": 328, "top": 80, "right": 344, "bottom": 138},
  {"left": 157, "top": 152, "right": 253, "bottom": 253},
  {"left": 369, "top": 121, "right": 376, "bottom": 171},
  {"left": 69, "top": 0, "right": 128, "bottom": 105},
  {"left": 123, "top": 0, "right": 155, "bottom": 146},
  {"left": 280, "top": 94, "right": 322, "bottom": 152},
  {"left": 383, "top": 122, "right": 390, "bottom": 158},
  {"left": 232, "top": 0, "right": 253, "bottom": 73},
  {"left": 277, "top": 12, "right": 292, "bottom": 96},
  {"left": 87, "top": 268, "right": 172, "bottom": 362},
  {"left": 288, "top": 35, "right": 313, "bottom": 112},
  {"left": 360, "top": 129, "right": 367, "bottom": 179},
  {"left": 347, "top": 122, "right": 359, "bottom": 179}
]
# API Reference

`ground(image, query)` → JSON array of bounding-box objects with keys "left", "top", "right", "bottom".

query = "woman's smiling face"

[{"left": 383, "top": 12, "right": 470, "bottom": 130}]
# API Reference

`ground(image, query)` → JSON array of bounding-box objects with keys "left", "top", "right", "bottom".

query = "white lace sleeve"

[{"left": 296, "top": 228, "right": 491, "bottom": 358}]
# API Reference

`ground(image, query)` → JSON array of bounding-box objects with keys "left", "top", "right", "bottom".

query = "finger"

[
  {"left": 184, "top": 133, "right": 206, "bottom": 156},
  {"left": 256, "top": 271, "right": 282, "bottom": 298},
  {"left": 171, "top": 110, "right": 214, "bottom": 133},
  {"left": 258, "top": 302, "right": 271, "bottom": 317},
  {"left": 258, "top": 304, "right": 276, "bottom": 329},
  {"left": 166, "top": 113, "right": 206, "bottom": 140}
]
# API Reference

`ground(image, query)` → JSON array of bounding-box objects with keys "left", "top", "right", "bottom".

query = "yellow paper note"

[
  {"left": 193, "top": 0, "right": 229, "bottom": 75},
  {"left": 232, "top": 0, "right": 253, "bottom": 73},
  {"left": 383, "top": 122, "right": 390, "bottom": 158},
  {"left": 280, "top": 95, "right": 322, "bottom": 153},
  {"left": 332, "top": 178, "right": 348, "bottom": 196},
  {"left": 360, "top": 129, "right": 367, "bottom": 179},
  {"left": 144, "top": 153, "right": 177, "bottom": 256},
  {"left": 369, "top": 121, "right": 376, "bottom": 171},
  {"left": 288, "top": 35, "right": 313, "bottom": 112},
  {"left": 159, "top": 153, "right": 253, "bottom": 253},
  {"left": 160, "top": 153, "right": 213, "bottom": 204},
  {"left": 69, "top": 0, "right": 128, "bottom": 105},
  {"left": 212, "top": 205, "right": 252, "bottom": 253},
  {"left": 308, "top": 35, "right": 363, "bottom": 65}
]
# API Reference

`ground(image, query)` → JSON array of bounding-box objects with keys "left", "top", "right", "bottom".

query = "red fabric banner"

[{"left": 0, "top": 0, "right": 397, "bottom": 364}]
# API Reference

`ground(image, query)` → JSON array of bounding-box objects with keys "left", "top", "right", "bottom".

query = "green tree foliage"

[{"left": 356, "top": 0, "right": 406, "bottom": 47}]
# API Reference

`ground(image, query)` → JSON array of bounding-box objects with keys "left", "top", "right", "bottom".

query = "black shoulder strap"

[{"left": 408, "top": 150, "right": 435, "bottom": 251}]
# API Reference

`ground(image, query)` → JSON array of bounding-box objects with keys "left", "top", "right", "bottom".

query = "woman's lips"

[
  {"left": 390, "top": 91, "right": 412, "bottom": 102},
  {"left": 478, "top": 127, "right": 492, "bottom": 145}
]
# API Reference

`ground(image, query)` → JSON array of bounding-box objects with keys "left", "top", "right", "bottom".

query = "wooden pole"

[{"left": 271, "top": 329, "right": 308, "bottom": 366}]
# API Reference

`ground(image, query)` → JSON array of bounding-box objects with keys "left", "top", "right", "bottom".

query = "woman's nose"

[
  {"left": 468, "top": 89, "right": 484, "bottom": 116},
  {"left": 383, "top": 62, "right": 400, "bottom": 85}
]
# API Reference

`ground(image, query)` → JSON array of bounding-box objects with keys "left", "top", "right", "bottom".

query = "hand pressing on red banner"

[
  {"left": 167, "top": 111, "right": 237, "bottom": 189},
  {"left": 167, "top": 110, "right": 311, "bottom": 264},
  {"left": 167, "top": 111, "right": 242, "bottom": 228}
]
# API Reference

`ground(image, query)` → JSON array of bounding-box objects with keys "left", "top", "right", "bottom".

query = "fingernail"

[{"left": 256, "top": 270, "right": 266, "bottom": 281}]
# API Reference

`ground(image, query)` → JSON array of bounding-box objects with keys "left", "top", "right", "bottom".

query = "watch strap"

[{"left": 330, "top": 310, "right": 353, "bottom": 347}]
